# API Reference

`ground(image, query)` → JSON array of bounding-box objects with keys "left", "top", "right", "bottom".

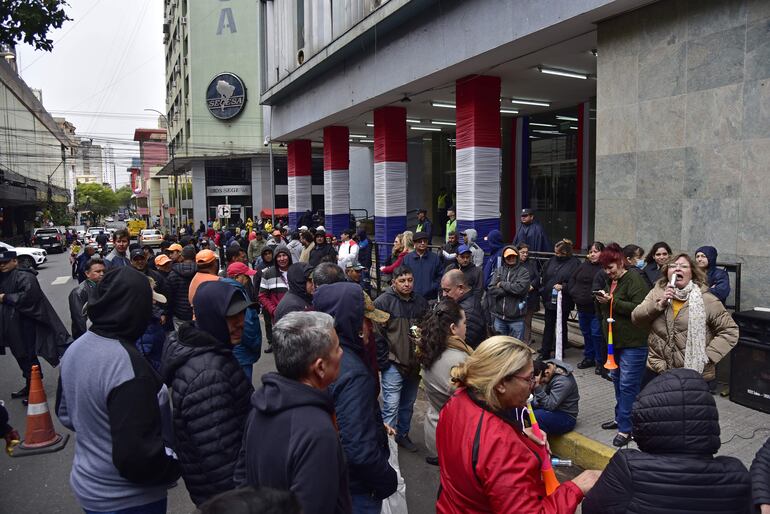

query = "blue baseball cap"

[
  {"left": 0, "top": 250, "right": 17, "bottom": 261},
  {"left": 457, "top": 244, "right": 471, "bottom": 255}
]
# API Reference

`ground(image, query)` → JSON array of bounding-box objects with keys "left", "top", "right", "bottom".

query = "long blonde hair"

[
  {"left": 450, "top": 336, "right": 533, "bottom": 411},
  {"left": 401, "top": 230, "right": 415, "bottom": 252}
]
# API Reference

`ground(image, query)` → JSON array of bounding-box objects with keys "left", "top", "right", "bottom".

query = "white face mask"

[{"left": 636, "top": 259, "right": 645, "bottom": 269}]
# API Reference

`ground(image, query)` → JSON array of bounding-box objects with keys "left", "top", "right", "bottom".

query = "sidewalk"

[{"left": 532, "top": 319, "right": 770, "bottom": 470}]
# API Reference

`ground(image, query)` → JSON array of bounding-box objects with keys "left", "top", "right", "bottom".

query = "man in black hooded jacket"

[
  {"left": 161, "top": 280, "right": 254, "bottom": 506},
  {"left": 165, "top": 245, "right": 197, "bottom": 330},
  {"left": 274, "top": 262, "right": 314, "bottom": 323}
]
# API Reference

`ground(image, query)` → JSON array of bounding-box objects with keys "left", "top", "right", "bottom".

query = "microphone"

[{"left": 668, "top": 273, "right": 680, "bottom": 304}]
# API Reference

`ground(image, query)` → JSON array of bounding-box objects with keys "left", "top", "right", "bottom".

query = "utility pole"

[{"left": 144, "top": 108, "right": 179, "bottom": 233}]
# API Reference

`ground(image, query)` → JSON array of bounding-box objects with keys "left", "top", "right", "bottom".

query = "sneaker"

[
  {"left": 601, "top": 420, "right": 618, "bottom": 430},
  {"left": 577, "top": 359, "right": 596, "bottom": 369},
  {"left": 395, "top": 435, "right": 418, "bottom": 453},
  {"left": 11, "top": 386, "right": 28, "bottom": 399}
]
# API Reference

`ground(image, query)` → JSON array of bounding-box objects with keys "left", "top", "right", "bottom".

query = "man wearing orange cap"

[
  {"left": 167, "top": 243, "right": 183, "bottom": 263},
  {"left": 188, "top": 250, "right": 220, "bottom": 311}
]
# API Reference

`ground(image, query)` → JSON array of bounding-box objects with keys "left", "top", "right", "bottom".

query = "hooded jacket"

[
  {"left": 488, "top": 246, "right": 531, "bottom": 322},
  {"left": 540, "top": 255, "right": 580, "bottom": 311},
  {"left": 68, "top": 278, "right": 98, "bottom": 340},
  {"left": 234, "top": 373, "right": 352, "bottom": 514},
  {"left": 751, "top": 437, "right": 770, "bottom": 509},
  {"left": 221, "top": 278, "right": 262, "bottom": 367},
  {"left": 160, "top": 281, "right": 253, "bottom": 506},
  {"left": 374, "top": 286, "right": 429, "bottom": 373},
  {"left": 582, "top": 369, "right": 751, "bottom": 514},
  {"left": 520, "top": 256, "right": 541, "bottom": 311},
  {"left": 309, "top": 240, "right": 337, "bottom": 267},
  {"left": 165, "top": 261, "right": 197, "bottom": 322},
  {"left": 313, "top": 283, "right": 397, "bottom": 500},
  {"left": 531, "top": 359, "right": 579, "bottom": 418},
  {"left": 695, "top": 246, "right": 730, "bottom": 304},
  {"left": 463, "top": 228, "right": 484, "bottom": 268},
  {"left": 258, "top": 244, "right": 293, "bottom": 318},
  {"left": 274, "top": 263, "right": 313, "bottom": 323},
  {"left": 56, "top": 267, "right": 181, "bottom": 512},
  {"left": 482, "top": 229, "right": 506, "bottom": 288}
]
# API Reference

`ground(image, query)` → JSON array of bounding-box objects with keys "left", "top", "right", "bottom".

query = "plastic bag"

[{"left": 381, "top": 436, "right": 408, "bottom": 514}]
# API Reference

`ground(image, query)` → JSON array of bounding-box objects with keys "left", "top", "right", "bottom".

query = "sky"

[{"left": 16, "top": 0, "right": 166, "bottom": 187}]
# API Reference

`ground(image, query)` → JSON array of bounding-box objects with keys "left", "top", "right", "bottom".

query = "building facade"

[{"left": 261, "top": 0, "right": 769, "bottom": 308}]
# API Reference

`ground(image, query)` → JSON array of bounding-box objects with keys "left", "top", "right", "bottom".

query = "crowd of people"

[{"left": 0, "top": 207, "right": 768, "bottom": 514}]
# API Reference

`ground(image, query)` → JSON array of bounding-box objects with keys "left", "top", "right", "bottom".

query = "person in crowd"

[
  {"left": 298, "top": 209, "right": 313, "bottom": 229},
  {"left": 442, "top": 231, "right": 460, "bottom": 263},
  {"left": 417, "top": 298, "right": 472, "bottom": 466},
  {"left": 142, "top": 245, "right": 157, "bottom": 270},
  {"left": 531, "top": 359, "right": 579, "bottom": 435},
  {"left": 336, "top": 229, "right": 359, "bottom": 269},
  {"left": 167, "top": 243, "right": 183, "bottom": 263},
  {"left": 224, "top": 262, "right": 264, "bottom": 381},
  {"left": 582, "top": 368, "right": 752, "bottom": 514},
  {"left": 642, "top": 241, "right": 671, "bottom": 290},
  {"left": 259, "top": 245, "right": 292, "bottom": 353},
  {"left": 154, "top": 254, "right": 173, "bottom": 280},
  {"left": 1, "top": 249, "right": 70, "bottom": 404},
  {"left": 70, "top": 238, "right": 82, "bottom": 278},
  {"left": 444, "top": 244, "right": 483, "bottom": 300},
  {"left": 161, "top": 280, "right": 254, "bottom": 506},
  {"left": 437, "top": 336, "right": 600, "bottom": 512},
  {"left": 436, "top": 187, "right": 449, "bottom": 237},
  {"left": 695, "top": 245, "right": 731, "bottom": 305},
  {"left": 355, "top": 229, "right": 373, "bottom": 291},
  {"left": 309, "top": 231, "right": 337, "bottom": 267},
  {"left": 482, "top": 229, "right": 506, "bottom": 288},
  {"left": 345, "top": 260, "right": 366, "bottom": 287},
  {"left": 298, "top": 231, "right": 315, "bottom": 263},
  {"left": 441, "top": 269, "right": 485, "bottom": 348},
  {"left": 374, "top": 265, "right": 429, "bottom": 452},
  {"left": 166, "top": 246, "right": 197, "bottom": 330},
  {"left": 188, "top": 250, "right": 221, "bottom": 310},
  {"left": 129, "top": 248, "right": 167, "bottom": 303},
  {"left": 461, "top": 229, "right": 484, "bottom": 268},
  {"left": 445, "top": 207, "right": 457, "bottom": 242},
  {"left": 57, "top": 267, "right": 181, "bottom": 514},
  {"left": 517, "top": 243, "right": 541, "bottom": 345},
  {"left": 69, "top": 257, "right": 105, "bottom": 340},
  {"left": 488, "top": 245, "right": 530, "bottom": 341},
  {"left": 104, "top": 228, "right": 130, "bottom": 269},
  {"left": 248, "top": 231, "right": 267, "bottom": 268},
  {"left": 631, "top": 252, "right": 738, "bottom": 387},
  {"left": 286, "top": 231, "right": 303, "bottom": 263},
  {"left": 403, "top": 231, "right": 442, "bottom": 300},
  {"left": 622, "top": 244, "right": 649, "bottom": 289},
  {"left": 256, "top": 246, "right": 273, "bottom": 271},
  {"left": 199, "top": 484, "right": 303, "bottom": 514},
  {"left": 380, "top": 232, "right": 412, "bottom": 274},
  {"left": 234, "top": 312, "right": 351, "bottom": 514},
  {"left": 76, "top": 244, "right": 98, "bottom": 283},
  {"left": 274, "top": 262, "right": 314, "bottom": 323},
  {"left": 752, "top": 438, "right": 770, "bottom": 514},
  {"left": 539, "top": 239, "right": 580, "bottom": 360},
  {"left": 267, "top": 229, "right": 283, "bottom": 250},
  {"left": 567, "top": 241, "right": 605, "bottom": 371},
  {"left": 134, "top": 277, "right": 168, "bottom": 372},
  {"left": 312, "top": 262, "right": 347, "bottom": 287},
  {"left": 595, "top": 242, "right": 650, "bottom": 447},
  {"left": 96, "top": 229, "right": 109, "bottom": 254},
  {"left": 414, "top": 208, "right": 433, "bottom": 241},
  {"left": 513, "top": 208, "right": 552, "bottom": 253},
  {"left": 313, "top": 282, "right": 398, "bottom": 511}
]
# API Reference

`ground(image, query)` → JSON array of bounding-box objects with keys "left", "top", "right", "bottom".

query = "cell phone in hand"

[{"left": 592, "top": 290, "right": 604, "bottom": 296}]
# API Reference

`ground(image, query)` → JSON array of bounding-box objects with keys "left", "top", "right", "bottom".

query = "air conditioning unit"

[{"left": 180, "top": 17, "right": 187, "bottom": 25}]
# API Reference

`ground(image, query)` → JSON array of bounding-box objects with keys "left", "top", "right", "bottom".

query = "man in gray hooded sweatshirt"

[
  {"left": 531, "top": 358, "right": 579, "bottom": 435},
  {"left": 461, "top": 228, "right": 484, "bottom": 268}
]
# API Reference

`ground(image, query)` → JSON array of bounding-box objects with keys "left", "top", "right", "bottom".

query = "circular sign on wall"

[{"left": 206, "top": 72, "right": 246, "bottom": 120}]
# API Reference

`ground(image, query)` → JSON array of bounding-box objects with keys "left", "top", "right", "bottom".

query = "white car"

[
  {"left": 138, "top": 229, "right": 163, "bottom": 247},
  {"left": 0, "top": 241, "right": 47, "bottom": 269}
]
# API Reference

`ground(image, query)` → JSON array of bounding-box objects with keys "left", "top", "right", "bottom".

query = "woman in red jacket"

[{"left": 436, "top": 336, "right": 600, "bottom": 514}]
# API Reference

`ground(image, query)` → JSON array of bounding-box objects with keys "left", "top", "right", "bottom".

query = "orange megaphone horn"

[{"left": 603, "top": 296, "right": 619, "bottom": 370}]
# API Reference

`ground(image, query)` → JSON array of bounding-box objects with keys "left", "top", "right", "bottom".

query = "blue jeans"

[
  {"left": 84, "top": 498, "right": 167, "bottom": 514},
  {"left": 351, "top": 493, "right": 382, "bottom": 514},
  {"left": 533, "top": 408, "right": 576, "bottom": 435},
  {"left": 577, "top": 311, "right": 604, "bottom": 361},
  {"left": 493, "top": 317, "right": 525, "bottom": 340},
  {"left": 611, "top": 346, "right": 649, "bottom": 434},
  {"left": 381, "top": 364, "right": 420, "bottom": 438}
]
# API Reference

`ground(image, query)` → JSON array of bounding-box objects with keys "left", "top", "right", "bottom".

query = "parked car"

[
  {"left": 138, "top": 229, "right": 163, "bottom": 247},
  {"left": 105, "top": 216, "right": 114, "bottom": 222},
  {"left": 32, "top": 228, "right": 65, "bottom": 253},
  {"left": 0, "top": 241, "right": 47, "bottom": 269}
]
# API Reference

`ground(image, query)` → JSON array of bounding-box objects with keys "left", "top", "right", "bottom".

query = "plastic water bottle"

[
  {"left": 518, "top": 299, "right": 527, "bottom": 313},
  {"left": 551, "top": 287, "right": 558, "bottom": 305}
]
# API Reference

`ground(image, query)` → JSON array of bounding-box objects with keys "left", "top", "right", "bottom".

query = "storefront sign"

[
  {"left": 206, "top": 185, "right": 251, "bottom": 196},
  {"left": 206, "top": 72, "right": 246, "bottom": 120}
]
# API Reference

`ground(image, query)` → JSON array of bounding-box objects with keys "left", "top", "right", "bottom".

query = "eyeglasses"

[
  {"left": 507, "top": 373, "right": 537, "bottom": 385},
  {"left": 670, "top": 263, "right": 690, "bottom": 270}
]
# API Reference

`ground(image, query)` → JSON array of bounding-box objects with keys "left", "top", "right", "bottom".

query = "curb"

[{"left": 550, "top": 431, "right": 615, "bottom": 471}]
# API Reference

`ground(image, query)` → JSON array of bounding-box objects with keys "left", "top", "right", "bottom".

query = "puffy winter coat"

[
  {"left": 751, "top": 437, "right": 770, "bottom": 509},
  {"left": 488, "top": 247, "right": 530, "bottom": 322},
  {"left": 582, "top": 368, "right": 752, "bottom": 514},
  {"left": 436, "top": 389, "right": 584, "bottom": 513},
  {"left": 165, "top": 261, "right": 197, "bottom": 322},
  {"left": 631, "top": 283, "right": 739, "bottom": 381}
]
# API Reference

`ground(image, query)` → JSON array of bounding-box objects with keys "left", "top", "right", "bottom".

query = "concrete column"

[
  {"left": 287, "top": 140, "right": 312, "bottom": 229},
  {"left": 373, "top": 106, "right": 407, "bottom": 262},
  {"left": 323, "top": 126, "right": 350, "bottom": 236},
  {"left": 251, "top": 155, "right": 273, "bottom": 221},
  {"left": 192, "top": 161, "right": 207, "bottom": 226},
  {"left": 455, "top": 75, "right": 501, "bottom": 251}
]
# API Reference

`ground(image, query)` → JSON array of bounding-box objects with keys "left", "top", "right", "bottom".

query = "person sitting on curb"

[{"left": 530, "top": 359, "right": 579, "bottom": 435}]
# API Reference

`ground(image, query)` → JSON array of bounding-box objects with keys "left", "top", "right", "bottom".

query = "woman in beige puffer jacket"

[{"left": 631, "top": 253, "right": 738, "bottom": 381}]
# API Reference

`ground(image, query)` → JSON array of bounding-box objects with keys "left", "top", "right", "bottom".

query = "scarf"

[
  {"left": 672, "top": 281, "right": 708, "bottom": 373},
  {"left": 446, "top": 335, "right": 473, "bottom": 356}
]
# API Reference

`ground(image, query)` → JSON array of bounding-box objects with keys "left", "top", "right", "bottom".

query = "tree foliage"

[
  {"left": 114, "top": 185, "right": 133, "bottom": 209},
  {"left": 75, "top": 183, "right": 116, "bottom": 224},
  {"left": 0, "top": 0, "right": 71, "bottom": 52}
]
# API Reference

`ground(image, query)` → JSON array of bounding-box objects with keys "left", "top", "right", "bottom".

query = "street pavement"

[{"left": 0, "top": 252, "right": 580, "bottom": 513}]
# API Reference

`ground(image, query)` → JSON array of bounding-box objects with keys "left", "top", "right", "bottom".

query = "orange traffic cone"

[{"left": 12, "top": 365, "right": 69, "bottom": 457}]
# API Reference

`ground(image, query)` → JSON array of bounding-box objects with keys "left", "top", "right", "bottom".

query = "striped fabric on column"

[
  {"left": 287, "top": 140, "right": 312, "bottom": 229},
  {"left": 455, "top": 75, "right": 502, "bottom": 252},
  {"left": 323, "top": 126, "right": 350, "bottom": 237},
  {"left": 374, "top": 106, "right": 407, "bottom": 263}
]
